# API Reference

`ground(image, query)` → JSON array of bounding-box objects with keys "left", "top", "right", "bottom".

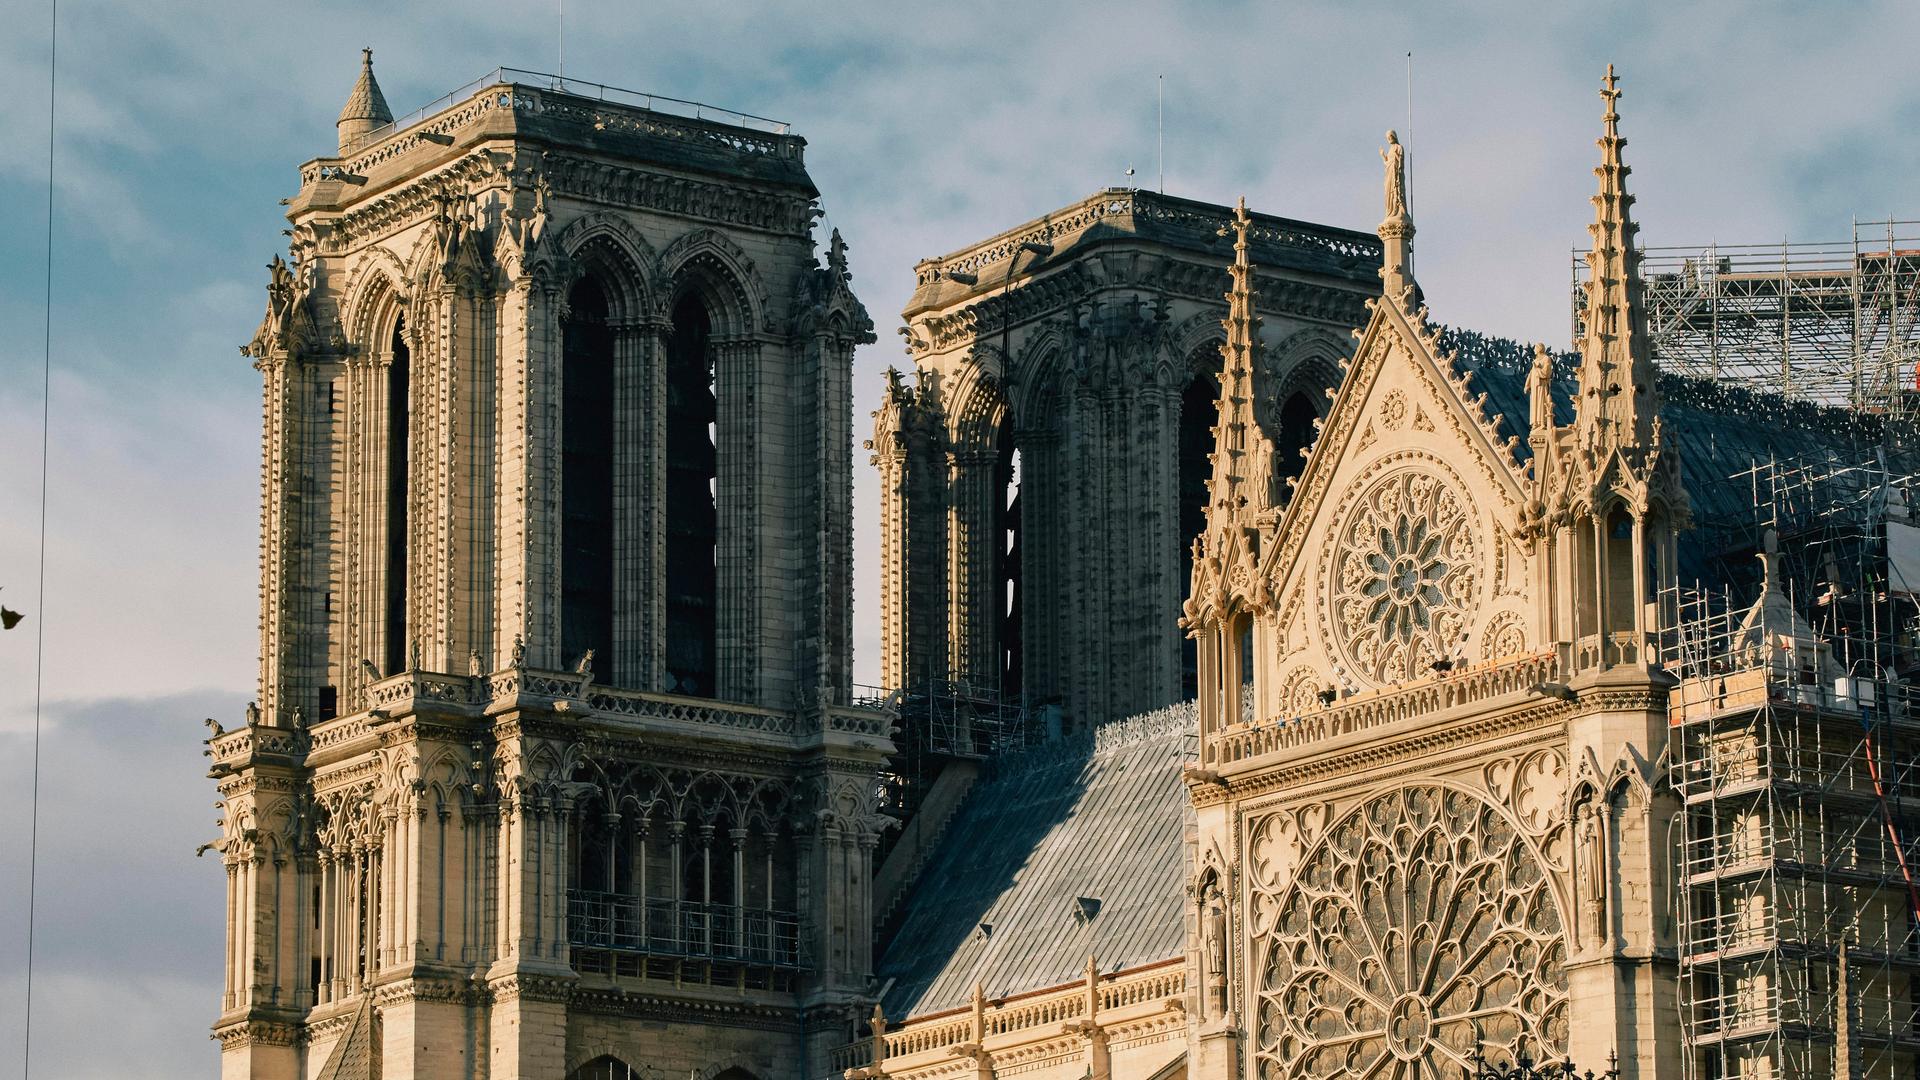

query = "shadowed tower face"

[
  {"left": 874, "top": 190, "right": 1382, "bottom": 733},
  {"left": 207, "top": 54, "right": 893, "bottom": 1080}
]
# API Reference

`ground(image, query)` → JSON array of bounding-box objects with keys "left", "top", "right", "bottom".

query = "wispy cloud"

[{"left": 4, "top": 3, "right": 1917, "bottom": 1074}]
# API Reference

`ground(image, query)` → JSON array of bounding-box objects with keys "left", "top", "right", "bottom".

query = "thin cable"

[{"left": 23, "top": 0, "right": 57, "bottom": 1077}]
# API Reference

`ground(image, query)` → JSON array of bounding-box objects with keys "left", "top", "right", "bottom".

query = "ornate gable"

[{"left": 1255, "top": 138, "right": 1538, "bottom": 695}]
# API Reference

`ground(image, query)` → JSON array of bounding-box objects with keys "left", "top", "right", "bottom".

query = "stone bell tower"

[{"left": 207, "top": 55, "right": 892, "bottom": 1080}]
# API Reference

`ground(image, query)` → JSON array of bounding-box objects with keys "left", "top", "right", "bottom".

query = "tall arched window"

[
  {"left": 384, "top": 316, "right": 411, "bottom": 675},
  {"left": 1274, "top": 389, "right": 1319, "bottom": 488},
  {"left": 1178, "top": 373, "right": 1218, "bottom": 699},
  {"left": 665, "top": 292, "right": 718, "bottom": 697},
  {"left": 562, "top": 276, "right": 616, "bottom": 666},
  {"left": 994, "top": 421, "right": 1022, "bottom": 700}
]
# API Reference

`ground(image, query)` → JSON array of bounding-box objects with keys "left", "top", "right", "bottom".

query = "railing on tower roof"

[
  {"left": 343, "top": 66, "right": 790, "bottom": 155},
  {"left": 911, "top": 188, "right": 1383, "bottom": 287}
]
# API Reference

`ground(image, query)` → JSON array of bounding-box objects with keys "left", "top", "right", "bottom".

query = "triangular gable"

[{"left": 1256, "top": 290, "right": 1540, "bottom": 693}]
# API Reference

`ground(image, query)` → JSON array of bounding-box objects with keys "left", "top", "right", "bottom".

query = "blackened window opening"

[
  {"left": 384, "top": 318, "right": 410, "bottom": 675},
  {"left": 665, "top": 294, "right": 718, "bottom": 697},
  {"left": 1177, "top": 375, "right": 1217, "bottom": 699},
  {"left": 1274, "top": 390, "right": 1318, "bottom": 488},
  {"left": 995, "top": 430, "right": 1022, "bottom": 700},
  {"left": 562, "top": 277, "right": 616, "bottom": 667}
]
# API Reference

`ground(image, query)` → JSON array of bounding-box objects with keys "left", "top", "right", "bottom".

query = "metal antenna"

[
  {"left": 557, "top": 0, "right": 565, "bottom": 83},
  {"left": 1405, "top": 51, "right": 1413, "bottom": 216},
  {"left": 1157, "top": 74, "right": 1165, "bottom": 194}
]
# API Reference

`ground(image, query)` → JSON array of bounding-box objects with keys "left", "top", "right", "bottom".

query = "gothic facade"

[
  {"left": 207, "top": 56, "right": 892, "bottom": 1079},
  {"left": 1181, "top": 69, "right": 1686, "bottom": 1079},
  {"left": 210, "top": 55, "right": 1917, "bottom": 1080},
  {"left": 852, "top": 68, "right": 1778, "bottom": 1080},
  {"left": 872, "top": 191, "right": 1381, "bottom": 731}
]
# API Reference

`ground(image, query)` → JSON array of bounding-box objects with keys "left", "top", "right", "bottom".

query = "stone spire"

[
  {"left": 1206, "top": 198, "right": 1276, "bottom": 526},
  {"left": 1378, "top": 129, "right": 1415, "bottom": 307},
  {"left": 336, "top": 47, "right": 393, "bottom": 154},
  {"left": 1574, "top": 64, "right": 1659, "bottom": 451}
]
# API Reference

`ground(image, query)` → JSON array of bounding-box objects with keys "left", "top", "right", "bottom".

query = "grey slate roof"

[
  {"left": 877, "top": 703, "right": 1196, "bottom": 1020},
  {"left": 1439, "top": 326, "right": 1917, "bottom": 586}
]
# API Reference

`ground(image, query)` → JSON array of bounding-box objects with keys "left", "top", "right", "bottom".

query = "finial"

[{"left": 1600, "top": 63, "right": 1623, "bottom": 136}]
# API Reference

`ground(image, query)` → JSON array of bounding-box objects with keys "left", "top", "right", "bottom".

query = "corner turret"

[{"left": 336, "top": 48, "right": 392, "bottom": 154}]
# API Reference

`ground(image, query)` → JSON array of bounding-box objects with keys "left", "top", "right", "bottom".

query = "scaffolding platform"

[
  {"left": 1664, "top": 454, "right": 1920, "bottom": 1080},
  {"left": 1575, "top": 220, "right": 1920, "bottom": 425}
]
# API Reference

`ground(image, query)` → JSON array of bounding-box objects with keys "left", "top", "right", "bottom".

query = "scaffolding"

[
  {"left": 860, "top": 673, "right": 1029, "bottom": 836},
  {"left": 1574, "top": 221, "right": 1920, "bottom": 425},
  {"left": 1665, "top": 455, "right": 1920, "bottom": 1080}
]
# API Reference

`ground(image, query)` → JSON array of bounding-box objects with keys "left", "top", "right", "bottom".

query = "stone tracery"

[
  {"left": 1252, "top": 786, "right": 1569, "bottom": 1080},
  {"left": 1329, "top": 466, "right": 1482, "bottom": 683}
]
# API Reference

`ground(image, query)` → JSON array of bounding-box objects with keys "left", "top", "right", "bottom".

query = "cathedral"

[{"left": 208, "top": 55, "right": 1920, "bottom": 1080}]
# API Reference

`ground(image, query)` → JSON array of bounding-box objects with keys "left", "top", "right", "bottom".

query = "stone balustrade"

[
  {"left": 1212, "top": 650, "right": 1563, "bottom": 766},
  {"left": 826, "top": 960, "right": 1186, "bottom": 1076}
]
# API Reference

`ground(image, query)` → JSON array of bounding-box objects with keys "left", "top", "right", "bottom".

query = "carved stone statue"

[
  {"left": 1576, "top": 798, "right": 1607, "bottom": 944},
  {"left": 575, "top": 649, "right": 595, "bottom": 675},
  {"left": 1381, "top": 130, "right": 1408, "bottom": 219},
  {"left": 1202, "top": 882, "right": 1228, "bottom": 1018},
  {"left": 510, "top": 635, "right": 527, "bottom": 668}
]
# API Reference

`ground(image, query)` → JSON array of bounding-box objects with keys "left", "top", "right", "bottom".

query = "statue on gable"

[{"left": 1381, "top": 130, "right": 1408, "bottom": 220}]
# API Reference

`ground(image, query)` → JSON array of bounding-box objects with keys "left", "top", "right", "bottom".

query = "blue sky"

[{"left": 2, "top": 2, "right": 1917, "bottom": 1075}]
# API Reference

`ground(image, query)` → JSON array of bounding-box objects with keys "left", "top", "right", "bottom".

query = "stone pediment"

[{"left": 1257, "top": 295, "right": 1538, "bottom": 696}]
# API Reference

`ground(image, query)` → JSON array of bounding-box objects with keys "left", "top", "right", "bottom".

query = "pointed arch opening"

[
  {"left": 562, "top": 274, "right": 616, "bottom": 667},
  {"left": 1273, "top": 389, "right": 1319, "bottom": 489},
  {"left": 665, "top": 291, "right": 719, "bottom": 698},
  {"left": 1178, "top": 369, "right": 1220, "bottom": 699},
  {"left": 384, "top": 314, "right": 411, "bottom": 675},
  {"left": 1605, "top": 504, "right": 1637, "bottom": 638},
  {"left": 994, "top": 418, "right": 1023, "bottom": 702}
]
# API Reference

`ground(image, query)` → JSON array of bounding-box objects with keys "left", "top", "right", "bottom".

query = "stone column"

[
  {"left": 449, "top": 283, "right": 497, "bottom": 673},
  {"left": 612, "top": 317, "right": 663, "bottom": 690},
  {"left": 485, "top": 759, "right": 577, "bottom": 1080},
  {"left": 496, "top": 273, "right": 566, "bottom": 670},
  {"left": 1563, "top": 683, "right": 1681, "bottom": 1080},
  {"left": 705, "top": 336, "right": 759, "bottom": 702}
]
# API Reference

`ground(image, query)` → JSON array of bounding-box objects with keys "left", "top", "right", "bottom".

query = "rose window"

[
  {"left": 1253, "top": 786, "right": 1568, "bottom": 1080},
  {"left": 1331, "top": 469, "right": 1479, "bottom": 683}
]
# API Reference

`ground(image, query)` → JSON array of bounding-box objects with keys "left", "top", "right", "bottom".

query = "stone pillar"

[
  {"left": 713, "top": 335, "right": 762, "bottom": 701},
  {"left": 449, "top": 283, "right": 497, "bottom": 673},
  {"left": 213, "top": 753, "right": 304, "bottom": 1080},
  {"left": 1563, "top": 682, "right": 1680, "bottom": 1080},
  {"left": 496, "top": 273, "right": 566, "bottom": 670},
  {"left": 612, "top": 318, "right": 662, "bottom": 690}
]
